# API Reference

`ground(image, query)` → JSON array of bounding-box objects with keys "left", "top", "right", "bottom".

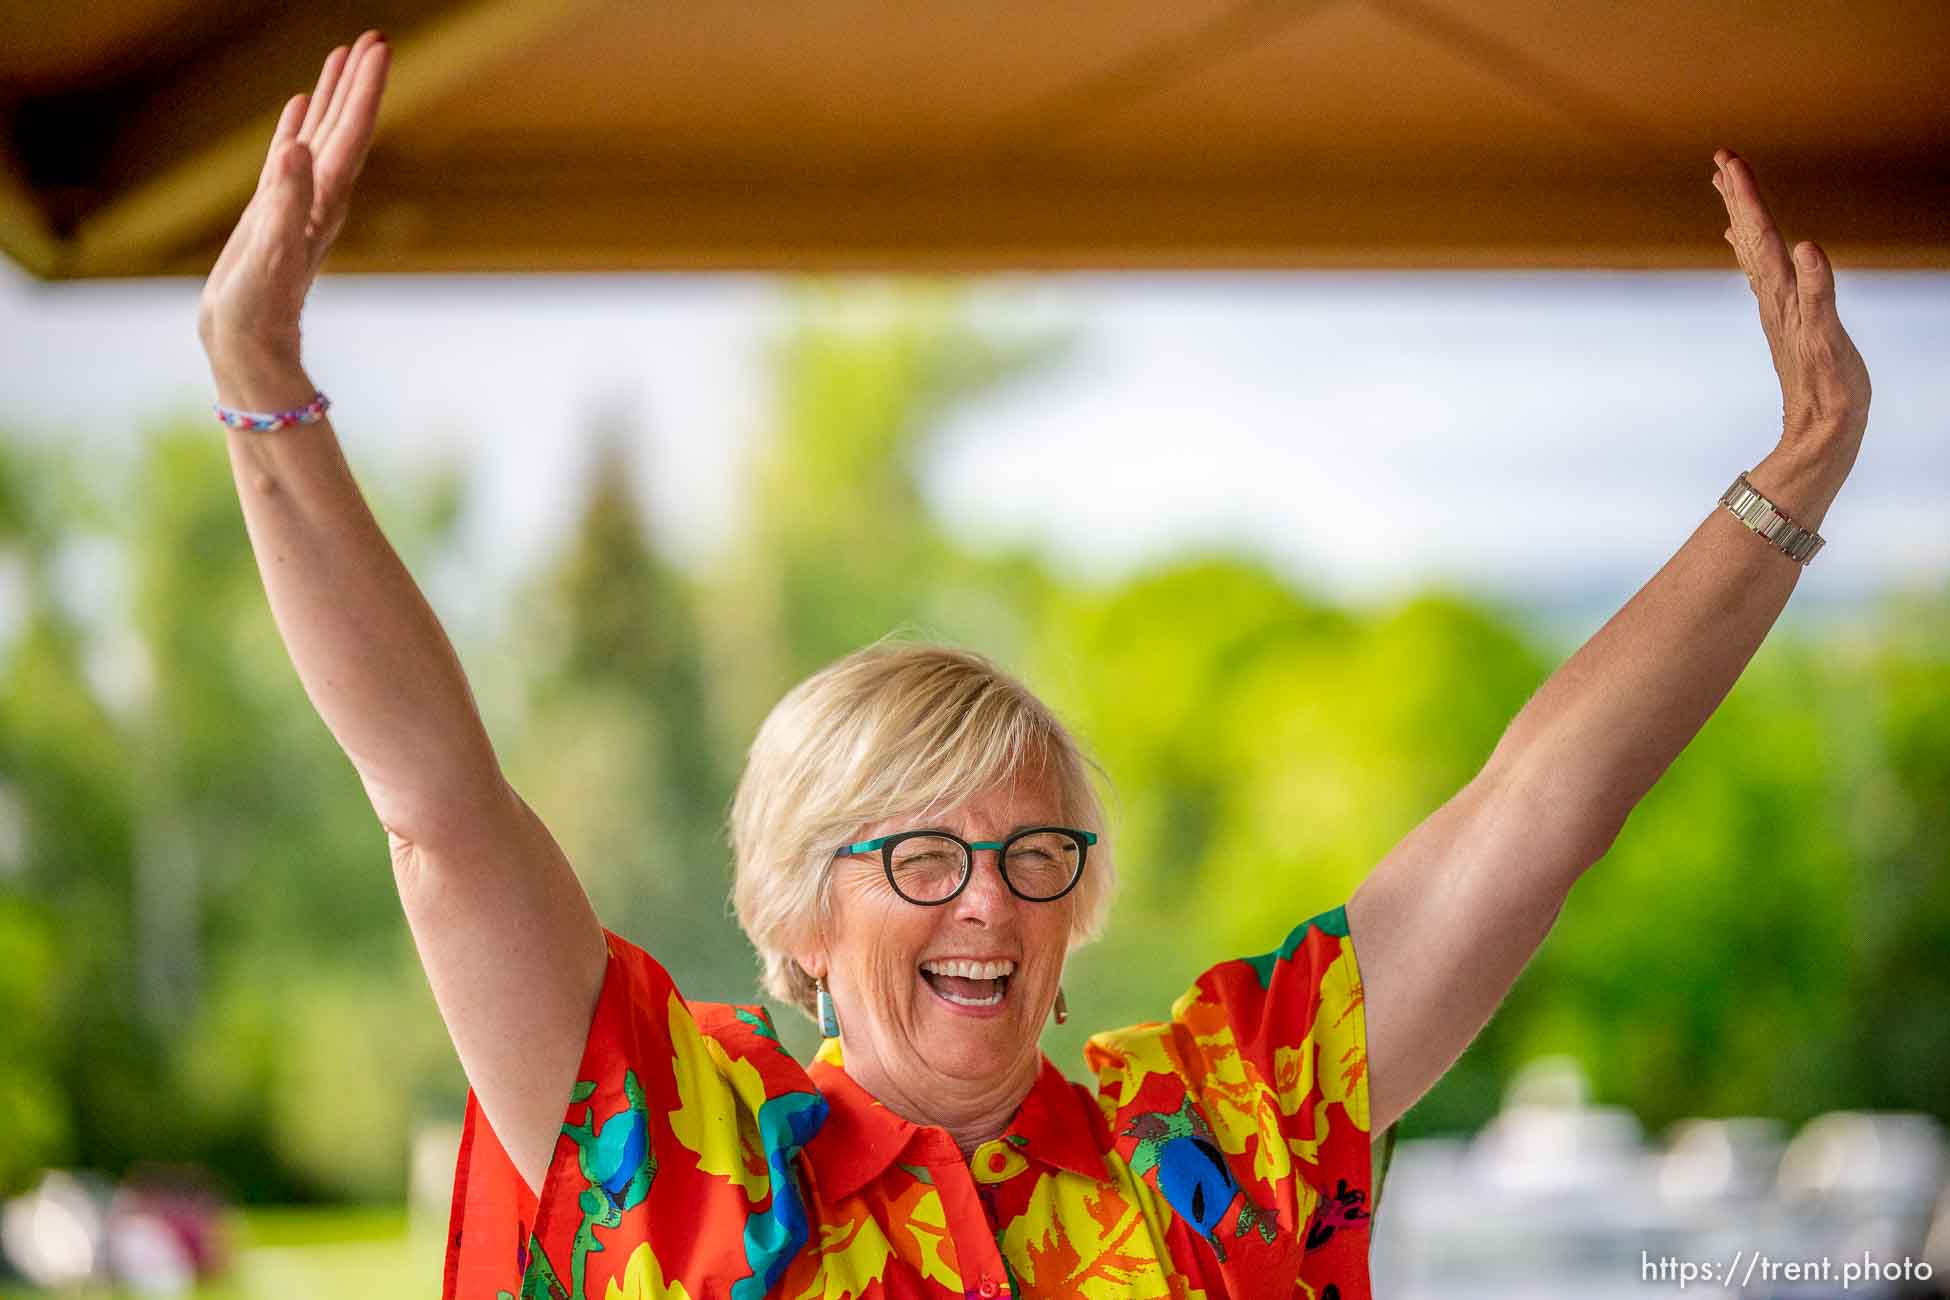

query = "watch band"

[{"left": 1719, "top": 469, "right": 1824, "bottom": 565}]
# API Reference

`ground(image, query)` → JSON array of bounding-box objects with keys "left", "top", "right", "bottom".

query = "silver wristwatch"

[{"left": 1719, "top": 470, "right": 1824, "bottom": 565}]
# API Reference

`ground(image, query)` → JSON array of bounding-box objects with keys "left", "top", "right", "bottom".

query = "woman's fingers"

[
  {"left": 256, "top": 93, "right": 310, "bottom": 194},
  {"left": 314, "top": 36, "right": 388, "bottom": 205},
  {"left": 263, "top": 141, "right": 316, "bottom": 257},
  {"left": 1715, "top": 150, "right": 1795, "bottom": 320},
  {"left": 1792, "top": 240, "right": 1842, "bottom": 329},
  {"left": 314, "top": 30, "right": 382, "bottom": 156},
  {"left": 273, "top": 91, "right": 309, "bottom": 147},
  {"left": 223, "top": 93, "right": 308, "bottom": 286},
  {"left": 298, "top": 44, "right": 350, "bottom": 143},
  {"left": 307, "top": 32, "right": 388, "bottom": 263}
]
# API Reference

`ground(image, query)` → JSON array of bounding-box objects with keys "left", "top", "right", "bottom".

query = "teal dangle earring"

[
  {"left": 1053, "top": 986, "right": 1069, "bottom": 1025},
  {"left": 816, "top": 975, "right": 842, "bottom": 1039}
]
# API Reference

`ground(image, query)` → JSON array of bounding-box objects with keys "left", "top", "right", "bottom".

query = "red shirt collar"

[{"left": 803, "top": 1038, "right": 1112, "bottom": 1202}]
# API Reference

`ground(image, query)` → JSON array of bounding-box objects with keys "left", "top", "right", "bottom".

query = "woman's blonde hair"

[{"left": 730, "top": 635, "right": 1117, "bottom": 1018}]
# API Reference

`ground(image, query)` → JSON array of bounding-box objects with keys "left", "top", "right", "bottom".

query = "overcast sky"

[{"left": 2, "top": 259, "right": 1945, "bottom": 651}]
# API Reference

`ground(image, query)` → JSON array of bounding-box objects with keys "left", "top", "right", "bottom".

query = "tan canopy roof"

[{"left": 5, "top": 1, "right": 1947, "bottom": 278}]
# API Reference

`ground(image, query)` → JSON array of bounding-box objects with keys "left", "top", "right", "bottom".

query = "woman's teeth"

[
  {"left": 935, "top": 980, "right": 1005, "bottom": 1007},
  {"left": 921, "top": 958, "right": 1016, "bottom": 979},
  {"left": 920, "top": 958, "right": 1015, "bottom": 1006}
]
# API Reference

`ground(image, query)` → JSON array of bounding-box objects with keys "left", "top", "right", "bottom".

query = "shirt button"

[{"left": 977, "top": 1281, "right": 1000, "bottom": 1298}]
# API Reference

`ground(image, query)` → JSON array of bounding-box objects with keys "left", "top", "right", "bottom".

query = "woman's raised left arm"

[{"left": 1348, "top": 148, "right": 1872, "bottom": 1134}]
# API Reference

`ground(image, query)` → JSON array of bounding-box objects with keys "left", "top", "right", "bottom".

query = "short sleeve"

[
  {"left": 441, "top": 926, "right": 830, "bottom": 1300},
  {"left": 442, "top": 926, "right": 674, "bottom": 1300},
  {"left": 1084, "top": 904, "right": 1374, "bottom": 1287}
]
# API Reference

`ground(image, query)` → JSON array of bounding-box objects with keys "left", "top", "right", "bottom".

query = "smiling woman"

[
  {"left": 446, "top": 643, "right": 1380, "bottom": 1300},
  {"left": 440, "top": 639, "right": 1380, "bottom": 1297},
  {"left": 743, "top": 648, "right": 1104, "bottom": 1138},
  {"left": 198, "top": 23, "right": 1875, "bottom": 1300},
  {"left": 731, "top": 637, "right": 1118, "bottom": 1040}
]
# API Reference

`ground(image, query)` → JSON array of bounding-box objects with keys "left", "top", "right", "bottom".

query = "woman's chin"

[{"left": 916, "top": 976, "right": 1035, "bottom": 1074}]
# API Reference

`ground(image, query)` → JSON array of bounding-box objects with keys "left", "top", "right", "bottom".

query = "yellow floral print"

[
  {"left": 891, "top": 1182, "right": 959, "bottom": 1291},
  {"left": 666, "top": 992, "right": 771, "bottom": 1202},
  {"left": 603, "top": 1242, "right": 693, "bottom": 1300},
  {"left": 1001, "top": 1171, "right": 1172, "bottom": 1300},
  {"left": 1287, "top": 939, "right": 1370, "bottom": 1164},
  {"left": 791, "top": 1210, "right": 894, "bottom": 1300}
]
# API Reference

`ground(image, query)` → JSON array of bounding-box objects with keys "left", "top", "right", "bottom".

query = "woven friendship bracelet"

[{"left": 212, "top": 391, "right": 332, "bottom": 432}]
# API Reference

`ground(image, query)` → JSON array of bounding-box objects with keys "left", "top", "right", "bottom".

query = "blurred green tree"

[
  {"left": 1027, "top": 562, "right": 1551, "bottom": 1078},
  {"left": 0, "top": 422, "right": 466, "bottom": 1201},
  {"left": 1853, "top": 586, "right": 1950, "bottom": 1122},
  {"left": 497, "top": 403, "right": 750, "bottom": 1003},
  {"left": 701, "top": 281, "right": 1070, "bottom": 743}
]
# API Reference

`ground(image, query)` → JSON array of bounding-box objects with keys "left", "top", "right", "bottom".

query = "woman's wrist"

[
  {"left": 208, "top": 347, "right": 317, "bottom": 418},
  {"left": 1745, "top": 431, "right": 1856, "bottom": 535}
]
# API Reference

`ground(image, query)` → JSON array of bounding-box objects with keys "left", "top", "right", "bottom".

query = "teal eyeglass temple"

[{"left": 832, "top": 828, "right": 1098, "bottom": 857}]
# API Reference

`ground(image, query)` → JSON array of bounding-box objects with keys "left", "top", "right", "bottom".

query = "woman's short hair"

[{"left": 730, "top": 635, "right": 1117, "bottom": 1018}]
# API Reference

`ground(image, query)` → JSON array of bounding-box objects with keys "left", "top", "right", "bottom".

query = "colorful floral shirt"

[{"left": 444, "top": 905, "right": 1377, "bottom": 1300}]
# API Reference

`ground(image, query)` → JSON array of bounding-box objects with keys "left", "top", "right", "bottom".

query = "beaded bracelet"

[{"left": 212, "top": 391, "right": 332, "bottom": 432}]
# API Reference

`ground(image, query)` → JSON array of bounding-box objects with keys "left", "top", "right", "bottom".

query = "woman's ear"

[
  {"left": 792, "top": 892, "right": 837, "bottom": 981},
  {"left": 790, "top": 932, "right": 828, "bottom": 984}
]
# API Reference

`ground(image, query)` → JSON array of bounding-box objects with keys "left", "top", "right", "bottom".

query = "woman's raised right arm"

[{"left": 201, "top": 31, "right": 605, "bottom": 1197}]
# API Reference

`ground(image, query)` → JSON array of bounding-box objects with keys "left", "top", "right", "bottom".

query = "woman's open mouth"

[{"left": 919, "top": 957, "right": 1015, "bottom": 1009}]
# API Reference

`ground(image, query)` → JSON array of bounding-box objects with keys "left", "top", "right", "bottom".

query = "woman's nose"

[{"left": 953, "top": 847, "right": 1015, "bottom": 920}]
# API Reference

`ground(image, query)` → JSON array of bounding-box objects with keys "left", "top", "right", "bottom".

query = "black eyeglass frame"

[{"left": 830, "top": 826, "right": 1097, "bottom": 906}]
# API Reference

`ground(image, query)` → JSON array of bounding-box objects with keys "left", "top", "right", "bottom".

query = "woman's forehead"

[{"left": 874, "top": 771, "right": 1064, "bottom": 833}]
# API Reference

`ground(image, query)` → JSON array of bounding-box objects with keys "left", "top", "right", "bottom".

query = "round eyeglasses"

[{"left": 831, "top": 826, "right": 1096, "bottom": 906}]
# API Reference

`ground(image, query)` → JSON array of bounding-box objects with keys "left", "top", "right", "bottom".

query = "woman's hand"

[
  {"left": 198, "top": 30, "right": 390, "bottom": 377},
  {"left": 1712, "top": 148, "right": 1872, "bottom": 450}
]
